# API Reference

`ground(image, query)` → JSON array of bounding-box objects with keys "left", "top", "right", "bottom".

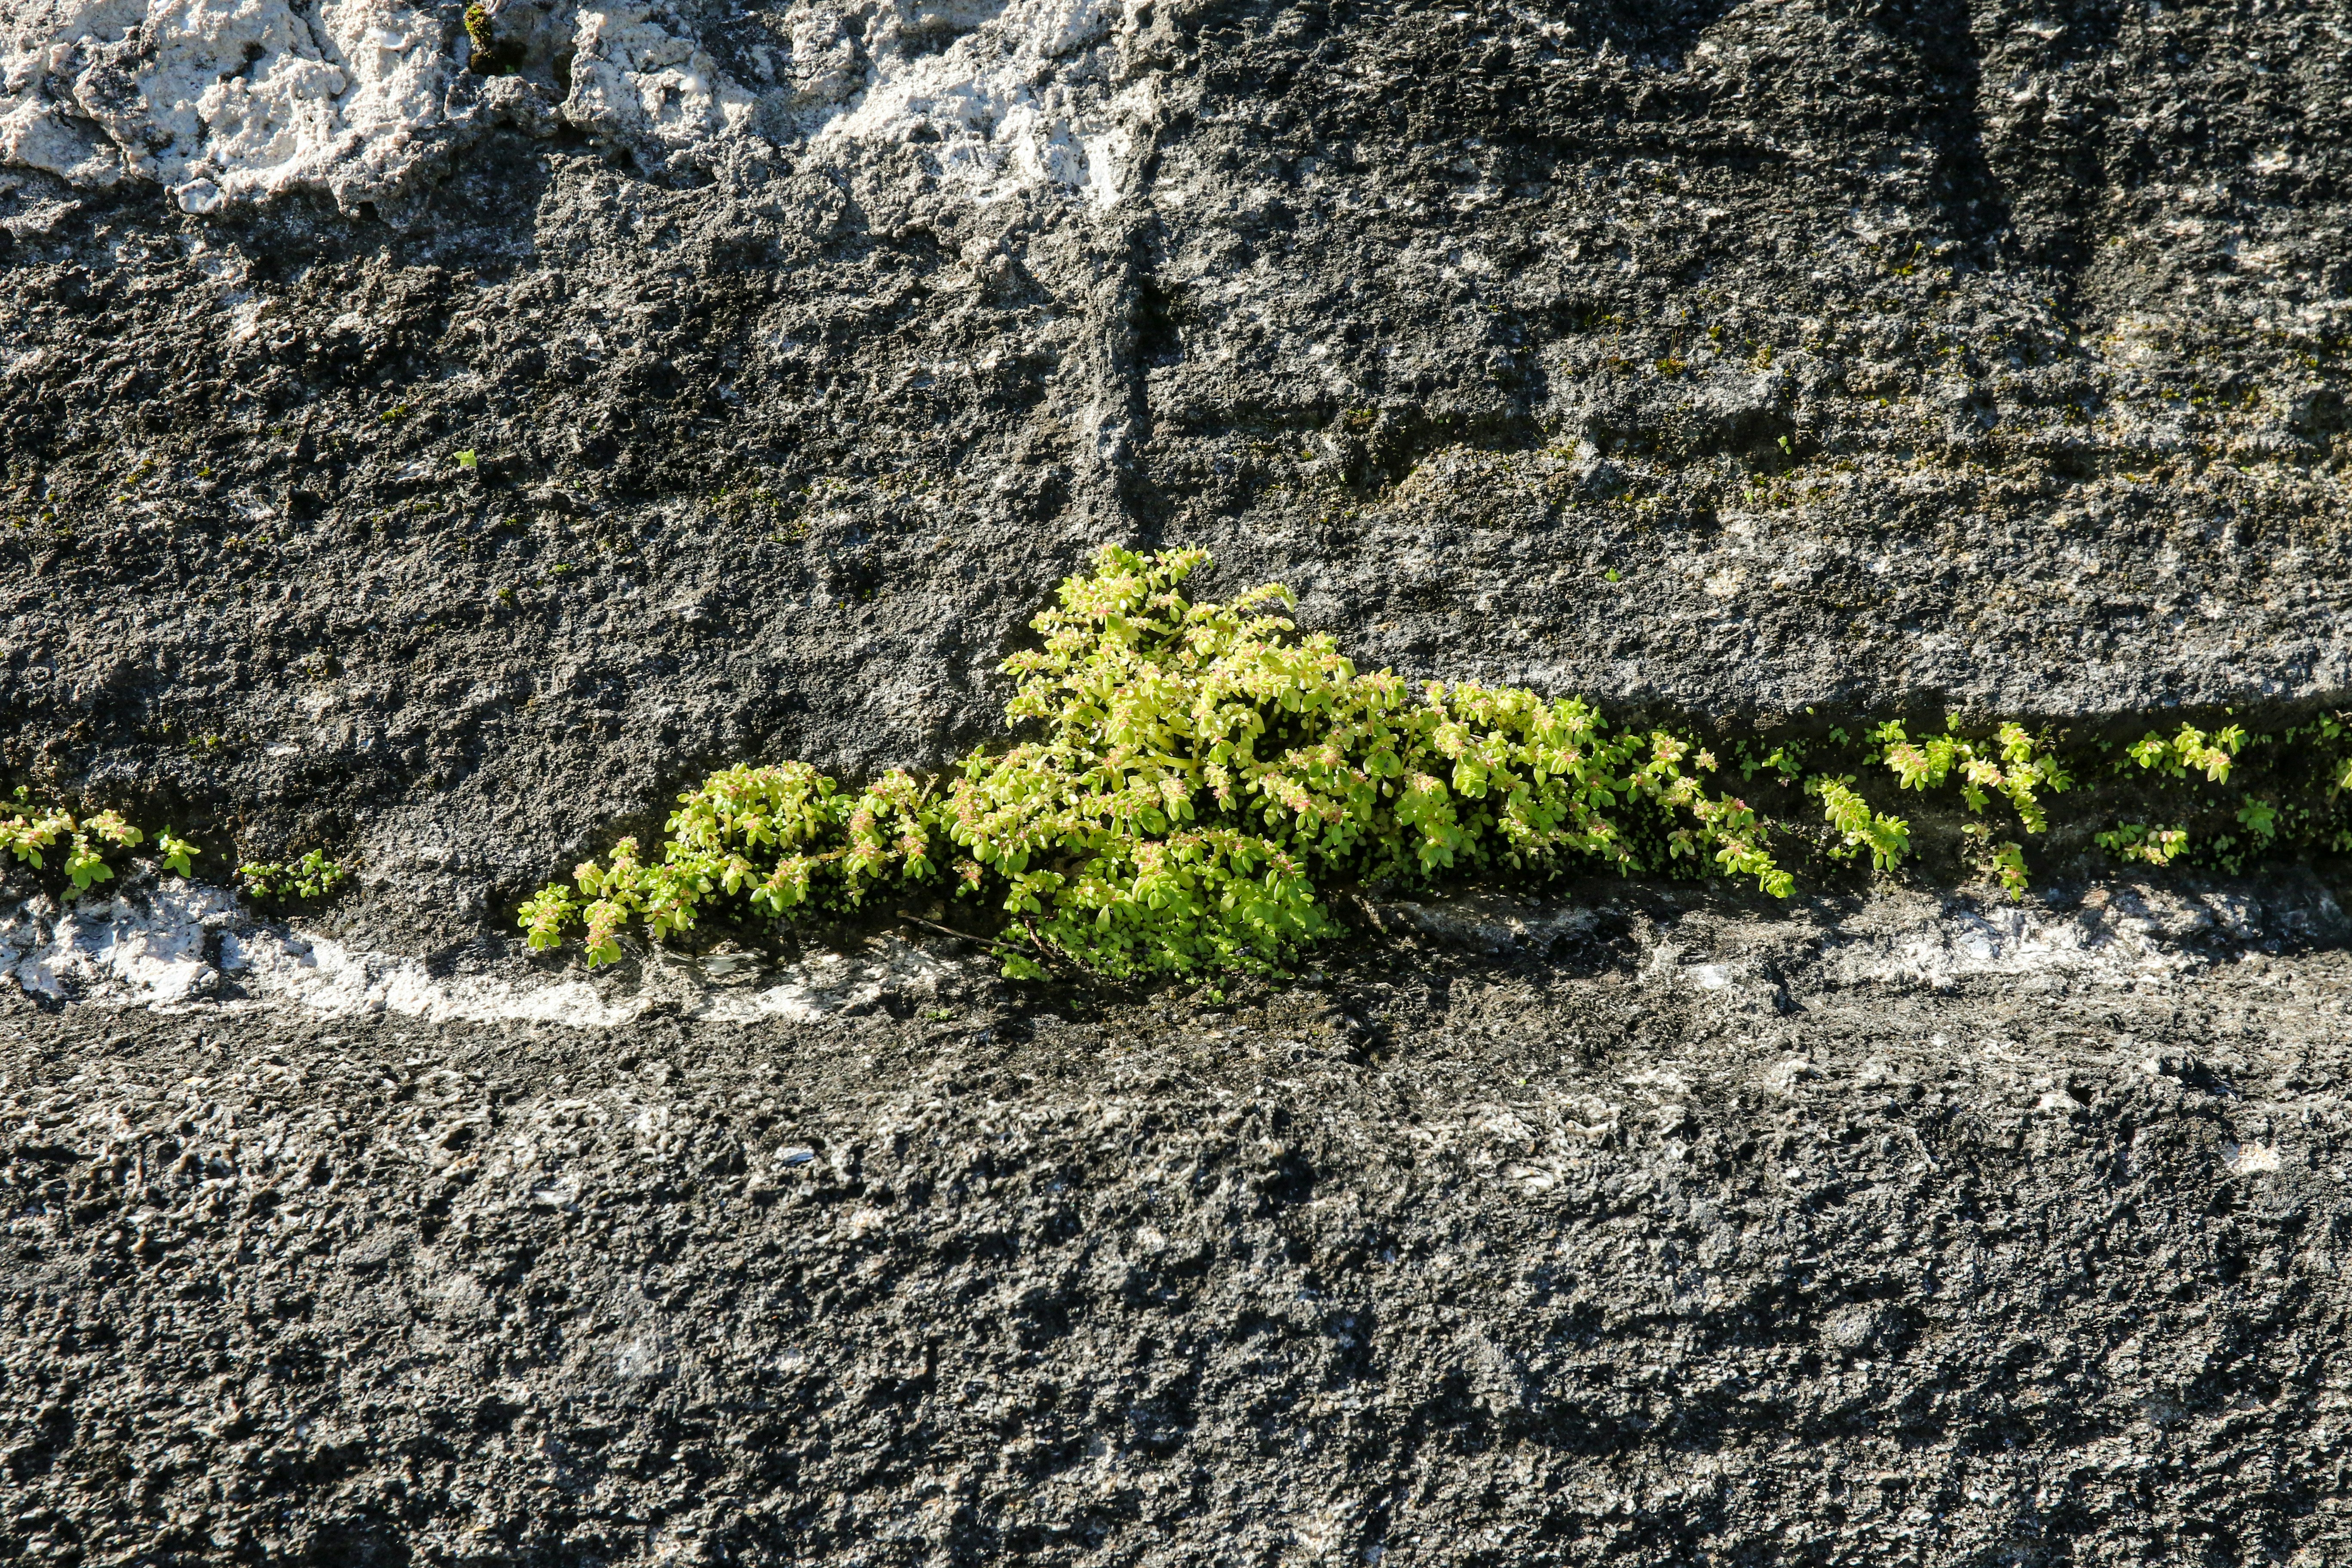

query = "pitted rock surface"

[
  {"left": 3, "top": 0, "right": 2352, "bottom": 1560},
  {"left": 0, "top": 0, "right": 2346, "bottom": 947},
  {"left": 6, "top": 917, "right": 2352, "bottom": 1564}
]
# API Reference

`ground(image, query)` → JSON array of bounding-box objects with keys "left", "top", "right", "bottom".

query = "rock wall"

[
  {"left": 3, "top": 0, "right": 1148, "bottom": 211},
  {"left": 6, "top": 885, "right": 2352, "bottom": 1563},
  {"left": 1, "top": 0, "right": 2347, "bottom": 946},
  {"left": 3, "top": 0, "right": 2351, "bottom": 1559}
]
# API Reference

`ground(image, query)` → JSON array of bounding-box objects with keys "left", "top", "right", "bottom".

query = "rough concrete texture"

[
  {"left": 9, "top": 878, "right": 2352, "bottom": 1565},
  {"left": 4, "top": 0, "right": 2352, "bottom": 1559},
  {"left": 3, "top": 0, "right": 1150, "bottom": 212},
  {"left": 0, "top": 0, "right": 2347, "bottom": 943}
]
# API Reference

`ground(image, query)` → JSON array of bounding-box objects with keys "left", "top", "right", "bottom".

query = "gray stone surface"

[
  {"left": 3, "top": 0, "right": 2352, "bottom": 1559},
  {"left": 3, "top": 0, "right": 2349, "bottom": 944},
  {"left": 6, "top": 882, "right": 2352, "bottom": 1565}
]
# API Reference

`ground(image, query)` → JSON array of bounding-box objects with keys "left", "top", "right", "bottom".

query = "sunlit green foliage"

[
  {"left": 1871, "top": 719, "right": 2070, "bottom": 832},
  {"left": 518, "top": 548, "right": 2352, "bottom": 979},
  {"left": 157, "top": 832, "right": 200, "bottom": 877},
  {"left": 525, "top": 548, "right": 1805, "bottom": 978},
  {"left": 1989, "top": 839, "right": 2031, "bottom": 899},
  {"left": 1810, "top": 776, "right": 1911, "bottom": 871},
  {"left": 0, "top": 790, "right": 195, "bottom": 891},
  {"left": 2125, "top": 723, "right": 2244, "bottom": 783},
  {"left": 238, "top": 850, "right": 349, "bottom": 902}
]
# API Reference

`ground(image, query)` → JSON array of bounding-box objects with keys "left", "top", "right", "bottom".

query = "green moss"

[{"left": 461, "top": 4, "right": 515, "bottom": 73}]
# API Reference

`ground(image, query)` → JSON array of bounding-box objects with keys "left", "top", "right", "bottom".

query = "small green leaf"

[
  {"left": 159, "top": 833, "right": 199, "bottom": 877},
  {"left": 66, "top": 839, "right": 112, "bottom": 891}
]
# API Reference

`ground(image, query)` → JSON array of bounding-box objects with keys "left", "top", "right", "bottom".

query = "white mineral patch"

[
  {"left": 565, "top": 0, "right": 756, "bottom": 155},
  {"left": 692, "top": 943, "right": 959, "bottom": 1022},
  {"left": 1363, "top": 881, "right": 2297, "bottom": 997},
  {"left": 0, "top": 0, "right": 1151, "bottom": 210},
  {"left": 2, "top": 0, "right": 458, "bottom": 209},
  {"left": 815, "top": 0, "right": 1147, "bottom": 208},
  {"left": 0, "top": 876, "right": 2294, "bottom": 1026},
  {"left": 0, "top": 880, "right": 970, "bottom": 1026},
  {"left": 1825, "top": 886, "right": 2254, "bottom": 991},
  {"left": 0, "top": 880, "right": 238, "bottom": 1003},
  {"left": 2224, "top": 1141, "right": 2283, "bottom": 1175}
]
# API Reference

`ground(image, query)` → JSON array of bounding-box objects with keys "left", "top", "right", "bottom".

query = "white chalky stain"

[
  {"left": 1, "top": 0, "right": 1152, "bottom": 209},
  {"left": 2225, "top": 1142, "right": 2282, "bottom": 1175},
  {"left": 0, "top": 881, "right": 963, "bottom": 1028}
]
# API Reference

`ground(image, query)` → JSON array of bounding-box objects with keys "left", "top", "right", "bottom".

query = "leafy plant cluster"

[
  {"left": 1, "top": 787, "right": 361, "bottom": 909},
  {"left": 0, "top": 789, "right": 199, "bottom": 891},
  {"left": 2085, "top": 716, "right": 2352, "bottom": 872},
  {"left": 237, "top": 851, "right": 351, "bottom": 903},
  {"left": 518, "top": 548, "right": 2352, "bottom": 982}
]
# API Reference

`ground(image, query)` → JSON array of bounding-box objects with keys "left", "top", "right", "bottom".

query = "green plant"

[
  {"left": 0, "top": 790, "right": 199, "bottom": 889},
  {"left": 525, "top": 548, "right": 1809, "bottom": 979},
  {"left": 157, "top": 833, "right": 199, "bottom": 876},
  {"left": 1810, "top": 776, "right": 1909, "bottom": 870},
  {"left": 238, "top": 850, "right": 349, "bottom": 902},
  {"left": 62, "top": 811, "right": 140, "bottom": 889},
  {"left": 516, "top": 550, "right": 2352, "bottom": 983},
  {"left": 2095, "top": 823, "right": 2189, "bottom": 866},
  {"left": 1871, "top": 719, "right": 2067, "bottom": 822},
  {"left": 2125, "top": 723, "right": 2243, "bottom": 781},
  {"left": 1988, "top": 838, "right": 2030, "bottom": 900}
]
